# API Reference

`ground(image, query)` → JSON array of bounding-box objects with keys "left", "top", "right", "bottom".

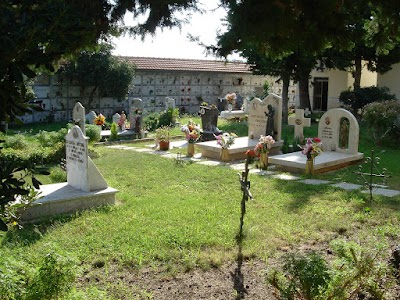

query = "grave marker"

[
  {"left": 288, "top": 109, "right": 311, "bottom": 141},
  {"left": 72, "top": 102, "right": 86, "bottom": 134}
]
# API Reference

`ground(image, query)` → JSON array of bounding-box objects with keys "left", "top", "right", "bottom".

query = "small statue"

[{"left": 265, "top": 104, "right": 275, "bottom": 138}]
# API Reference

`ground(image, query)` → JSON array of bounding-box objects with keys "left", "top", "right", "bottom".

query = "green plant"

[
  {"left": 155, "top": 126, "right": 171, "bottom": 142},
  {"left": 143, "top": 112, "right": 160, "bottom": 131},
  {"left": 4, "top": 134, "right": 29, "bottom": 150},
  {"left": 362, "top": 100, "right": 400, "bottom": 146},
  {"left": 85, "top": 124, "right": 101, "bottom": 143},
  {"left": 36, "top": 128, "right": 67, "bottom": 147},
  {"left": 49, "top": 165, "right": 67, "bottom": 183},
  {"left": 26, "top": 252, "right": 76, "bottom": 300},
  {"left": 269, "top": 251, "right": 331, "bottom": 300},
  {"left": 339, "top": 86, "right": 395, "bottom": 118},
  {"left": 110, "top": 122, "right": 118, "bottom": 141},
  {"left": 159, "top": 107, "right": 179, "bottom": 127}
]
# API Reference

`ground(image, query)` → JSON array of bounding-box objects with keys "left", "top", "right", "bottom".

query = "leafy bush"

[
  {"left": 143, "top": 112, "right": 160, "bottom": 131},
  {"left": 110, "top": 122, "right": 118, "bottom": 140},
  {"left": 36, "top": 128, "right": 67, "bottom": 147},
  {"left": 4, "top": 134, "right": 29, "bottom": 150},
  {"left": 339, "top": 86, "right": 395, "bottom": 118},
  {"left": 158, "top": 107, "right": 179, "bottom": 127},
  {"left": 85, "top": 124, "right": 101, "bottom": 143},
  {"left": 268, "top": 240, "right": 393, "bottom": 300},
  {"left": 26, "top": 252, "right": 76, "bottom": 300},
  {"left": 362, "top": 100, "right": 400, "bottom": 145},
  {"left": 49, "top": 165, "right": 67, "bottom": 183}
]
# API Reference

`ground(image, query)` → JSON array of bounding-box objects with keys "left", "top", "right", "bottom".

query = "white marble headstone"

[
  {"left": 318, "top": 108, "right": 360, "bottom": 154},
  {"left": 288, "top": 109, "right": 311, "bottom": 141},
  {"left": 66, "top": 125, "right": 108, "bottom": 192},
  {"left": 85, "top": 111, "right": 97, "bottom": 125},
  {"left": 72, "top": 102, "right": 86, "bottom": 135},
  {"left": 248, "top": 95, "right": 283, "bottom": 141},
  {"left": 112, "top": 113, "right": 121, "bottom": 125}
]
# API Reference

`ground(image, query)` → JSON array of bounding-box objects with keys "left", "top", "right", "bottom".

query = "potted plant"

[{"left": 155, "top": 126, "right": 171, "bottom": 150}]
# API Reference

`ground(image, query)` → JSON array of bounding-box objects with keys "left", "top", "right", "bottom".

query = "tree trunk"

[
  {"left": 353, "top": 56, "right": 362, "bottom": 89},
  {"left": 281, "top": 74, "right": 290, "bottom": 125},
  {"left": 298, "top": 75, "right": 311, "bottom": 111},
  {"left": 0, "top": 109, "right": 7, "bottom": 133}
]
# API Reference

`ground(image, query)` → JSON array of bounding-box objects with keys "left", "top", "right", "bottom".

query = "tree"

[
  {"left": 215, "top": 0, "right": 349, "bottom": 112},
  {"left": 322, "top": 1, "right": 400, "bottom": 89},
  {"left": 0, "top": 0, "right": 198, "bottom": 132},
  {"left": 62, "top": 45, "right": 135, "bottom": 110}
]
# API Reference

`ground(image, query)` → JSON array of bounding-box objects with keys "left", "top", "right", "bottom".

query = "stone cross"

[
  {"left": 288, "top": 109, "right": 311, "bottom": 142},
  {"left": 72, "top": 102, "right": 86, "bottom": 135}
]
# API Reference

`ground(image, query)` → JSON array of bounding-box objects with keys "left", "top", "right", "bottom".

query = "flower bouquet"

[
  {"left": 181, "top": 120, "right": 202, "bottom": 143},
  {"left": 254, "top": 135, "right": 275, "bottom": 170},
  {"left": 300, "top": 137, "right": 323, "bottom": 160},
  {"left": 225, "top": 92, "right": 237, "bottom": 104},
  {"left": 214, "top": 132, "right": 237, "bottom": 149},
  {"left": 94, "top": 113, "right": 105, "bottom": 126}
]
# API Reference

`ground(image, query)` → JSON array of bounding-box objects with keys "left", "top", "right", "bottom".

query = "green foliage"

[
  {"left": 269, "top": 252, "right": 331, "bottom": 300},
  {"left": 26, "top": 252, "right": 76, "bottom": 300},
  {"left": 3, "top": 134, "right": 29, "bottom": 150},
  {"left": 143, "top": 112, "right": 160, "bottom": 131},
  {"left": 49, "top": 165, "right": 67, "bottom": 183},
  {"left": 85, "top": 124, "right": 101, "bottom": 143},
  {"left": 269, "top": 241, "right": 393, "bottom": 300},
  {"left": 35, "top": 128, "right": 67, "bottom": 147},
  {"left": 110, "top": 122, "right": 119, "bottom": 140},
  {"left": 155, "top": 126, "right": 171, "bottom": 141},
  {"left": 158, "top": 108, "right": 179, "bottom": 127},
  {"left": 362, "top": 100, "right": 400, "bottom": 146},
  {"left": 339, "top": 86, "right": 396, "bottom": 118},
  {"left": 62, "top": 44, "right": 135, "bottom": 109}
]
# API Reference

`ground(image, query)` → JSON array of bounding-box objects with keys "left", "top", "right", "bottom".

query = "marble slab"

[
  {"left": 220, "top": 110, "right": 247, "bottom": 119},
  {"left": 269, "top": 151, "right": 364, "bottom": 174}
]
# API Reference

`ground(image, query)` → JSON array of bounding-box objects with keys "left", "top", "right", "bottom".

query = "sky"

[{"left": 111, "top": 2, "right": 243, "bottom": 61}]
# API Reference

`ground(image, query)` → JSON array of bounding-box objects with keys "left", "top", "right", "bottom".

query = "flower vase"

[
  {"left": 259, "top": 152, "right": 269, "bottom": 170},
  {"left": 187, "top": 143, "right": 195, "bottom": 157},
  {"left": 228, "top": 103, "right": 233, "bottom": 112},
  {"left": 220, "top": 148, "right": 230, "bottom": 162},
  {"left": 159, "top": 140, "right": 170, "bottom": 151},
  {"left": 305, "top": 157, "right": 315, "bottom": 175}
]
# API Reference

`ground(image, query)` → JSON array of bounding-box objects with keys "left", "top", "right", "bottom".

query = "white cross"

[{"left": 288, "top": 109, "right": 311, "bottom": 141}]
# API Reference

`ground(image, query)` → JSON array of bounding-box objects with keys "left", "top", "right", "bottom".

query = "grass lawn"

[{"left": 1, "top": 116, "right": 400, "bottom": 299}]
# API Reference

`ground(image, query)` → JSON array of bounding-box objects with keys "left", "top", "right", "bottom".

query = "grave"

[
  {"left": 112, "top": 113, "right": 121, "bottom": 125},
  {"left": 165, "top": 97, "right": 176, "bottom": 110},
  {"left": 220, "top": 94, "right": 247, "bottom": 120},
  {"left": 269, "top": 108, "right": 364, "bottom": 173},
  {"left": 288, "top": 109, "right": 311, "bottom": 142},
  {"left": 198, "top": 105, "right": 223, "bottom": 141},
  {"left": 196, "top": 94, "right": 284, "bottom": 161},
  {"left": 85, "top": 111, "right": 97, "bottom": 125},
  {"left": 21, "top": 103, "right": 118, "bottom": 222}
]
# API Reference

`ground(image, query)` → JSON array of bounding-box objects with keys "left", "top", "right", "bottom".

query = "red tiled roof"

[{"left": 117, "top": 56, "right": 252, "bottom": 73}]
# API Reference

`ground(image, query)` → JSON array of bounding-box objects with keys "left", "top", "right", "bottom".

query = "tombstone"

[
  {"left": 165, "top": 97, "right": 176, "bottom": 110},
  {"left": 248, "top": 94, "right": 282, "bottom": 141},
  {"left": 112, "top": 113, "right": 121, "bottom": 125},
  {"left": 199, "top": 105, "right": 222, "bottom": 141},
  {"left": 288, "top": 109, "right": 311, "bottom": 142},
  {"left": 72, "top": 102, "right": 86, "bottom": 135},
  {"left": 269, "top": 108, "right": 363, "bottom": 173},
  {"left": 66, "top": 126, "right": 108, "bottom": 192},
  {"left": 21, "top": 125, "right": 118, "bottom": 221},
  {"left": 85, "top": 111, "right": 97, "bottom": 125},
  {"left": 196, "top": 94, "right": 284, "bottom": 161},
  {"left": 318, "top": 108, "right": 360, "bottom": 154}
]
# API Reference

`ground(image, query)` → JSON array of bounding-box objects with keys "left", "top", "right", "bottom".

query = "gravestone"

[
  {"left": 66, "top": 126, "right": 108, "bottom": 192},
  {"left": 199, "top": 106, "right": 222, "bottom": 141},
  {"left": 72, "top": 102, "right": 86, "bottom": 135},
  {"left": 21, "top": 125, "right": 117, "bottom": 222},
  {"left": 318, "top": 108, "right": 359, "bottom": 154},
  {"left": 112, "top": 113, "right": 121, "bottom": 125},
  {"left": 196, "top": 94, "right": 283, "bottom": 161},
  {"left": 85, "top": 111, "right": 97, "bottom": 125},
  {"left": 269, "top": 108, "right": 363, "bottom": 173},
  {"left": 165, "top": 97, "right": 176, "bottom": 110},
  {"left": 288, "top": 109, "right": 311, "bottom": 142}
]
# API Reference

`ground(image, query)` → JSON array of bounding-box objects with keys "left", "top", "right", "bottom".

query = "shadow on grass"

[{"left": 1, "top": 205, "right": 114, "bottom": 247}]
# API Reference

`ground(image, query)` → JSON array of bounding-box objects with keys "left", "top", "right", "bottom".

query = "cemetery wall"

[{"left": 23, "top": 60, "right": 288, "bottom": 124}]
